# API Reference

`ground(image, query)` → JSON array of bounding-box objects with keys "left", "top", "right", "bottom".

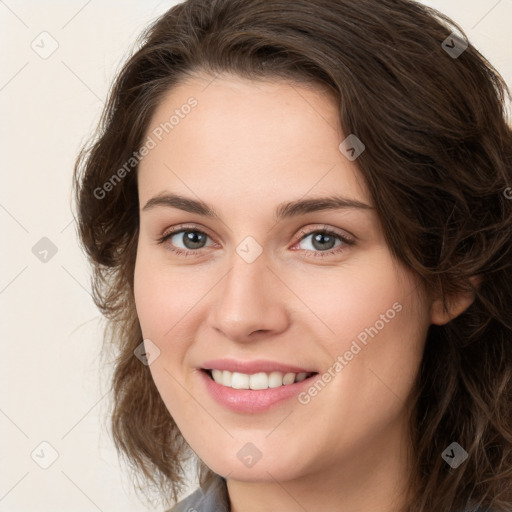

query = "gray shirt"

[{"left": 166, "top": 473, "right": 493, "bottom": 512}]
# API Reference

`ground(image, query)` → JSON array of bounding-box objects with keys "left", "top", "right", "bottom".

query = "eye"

[
  {"left": 293, "top": 227, "right": 354, "bottom": 258},
  {"left": 157, "top": 225, "right": 215, "bottom": 257}
]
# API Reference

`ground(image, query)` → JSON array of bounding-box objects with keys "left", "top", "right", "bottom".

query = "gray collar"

[{"left": 167, "top": 474, "right": 230, "bottom": 512}]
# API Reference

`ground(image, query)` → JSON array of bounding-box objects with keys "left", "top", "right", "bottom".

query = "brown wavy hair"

[{"left": 73, "top": 0, "right": 512, "bottom": 510}]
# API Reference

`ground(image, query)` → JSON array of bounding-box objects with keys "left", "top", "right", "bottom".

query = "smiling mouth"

[{"left": 202, "top": 368, "right": 319, "bottom": 390}]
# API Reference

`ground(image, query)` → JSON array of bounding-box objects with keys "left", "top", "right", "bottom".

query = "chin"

[{"left": 203, "top": 449, "right": 305, "bottom": 482}]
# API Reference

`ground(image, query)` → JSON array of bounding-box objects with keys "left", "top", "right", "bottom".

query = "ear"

[{"left": 430, "top": 275, "right": 482, "bottom": 326}]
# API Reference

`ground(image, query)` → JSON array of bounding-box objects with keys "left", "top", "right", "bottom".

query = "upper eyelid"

[{"left": 296, "top": 225, "right": 354, "bottom": 242}]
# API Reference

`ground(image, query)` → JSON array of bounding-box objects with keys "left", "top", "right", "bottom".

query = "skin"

[{"left": 134, "top": 73, "right": 475, "bottom": 512}]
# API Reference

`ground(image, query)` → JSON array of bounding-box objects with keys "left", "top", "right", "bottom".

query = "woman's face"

[{"left": 134, "top": 73, "right": 432, "bottom": 483}]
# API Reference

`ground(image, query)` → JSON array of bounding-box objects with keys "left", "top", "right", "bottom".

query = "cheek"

[
  {"left": 320, "top": 267, "right": 428, "bottom": 421},
  {"left": 302, "top": 256, "right": 428, "bottom": 406},
  {"left": 133, "top": 246, "right": 202, "bottom": 340},
  {"left": 292, "top": 253, "right": 421, "bottom": 344},
  {"left": 133, "top": 251, "right": 203, "bottom": 429}
]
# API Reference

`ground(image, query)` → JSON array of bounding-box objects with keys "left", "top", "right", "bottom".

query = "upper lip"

[{"left": 200, "top": 358, "right": 317, "bottom": 374}]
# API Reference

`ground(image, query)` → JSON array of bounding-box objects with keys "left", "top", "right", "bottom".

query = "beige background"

[{"left": 1, "top": 1, "right": 511, "bottom": 510}]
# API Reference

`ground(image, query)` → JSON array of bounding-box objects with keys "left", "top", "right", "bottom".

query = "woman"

[{"left": 73, "top": 0, "right": 512, "bottom": 511}]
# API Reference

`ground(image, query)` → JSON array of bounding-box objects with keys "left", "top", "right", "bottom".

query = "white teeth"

[
  {"left": 282, "top": 372, "right": 296, "bottom": 385},
  {"left": 222, "top": 370, "right": 232, "bottom": 386},
  {"left": 208, "top": 369, "right": 313, "bottom": 389},
  {"left": 231, "top": 372, "right": 249, "bottom": 389},
  {"left": 268, "top": 371, "right": 284, "bottom": 388},
  {"left": 249, "top": 372, "right": 268, "bottom": 390}
]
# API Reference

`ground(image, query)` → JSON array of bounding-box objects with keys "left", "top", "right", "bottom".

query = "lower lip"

[{"left": 199, "top": 370, "right": 318, "bottom": 413}]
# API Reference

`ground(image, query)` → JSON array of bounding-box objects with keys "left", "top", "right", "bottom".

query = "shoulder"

[{"left": 165, "top": 474, "right": 230, "bottom": 512}]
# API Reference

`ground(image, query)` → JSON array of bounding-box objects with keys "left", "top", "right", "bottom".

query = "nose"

[{"left": 208, "top": 252, "right": 289, "bottom": 342}]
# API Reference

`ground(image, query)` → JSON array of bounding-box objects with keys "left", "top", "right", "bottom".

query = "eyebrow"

[{"left": 142, "top": 192, "right": 374, "bottom": 220}]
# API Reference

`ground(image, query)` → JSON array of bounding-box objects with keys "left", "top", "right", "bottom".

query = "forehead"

[{"left": 137, "top": 74, "right": 371, "bottom": 209}]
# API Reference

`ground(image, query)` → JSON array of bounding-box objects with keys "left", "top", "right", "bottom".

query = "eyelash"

[{"left": 156, "top": 224, "right": 355, "bottom": 259}]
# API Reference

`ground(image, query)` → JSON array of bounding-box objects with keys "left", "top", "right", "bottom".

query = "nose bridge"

[{"left": 209, "top": 249, "right": 287, "bottom": 340}]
